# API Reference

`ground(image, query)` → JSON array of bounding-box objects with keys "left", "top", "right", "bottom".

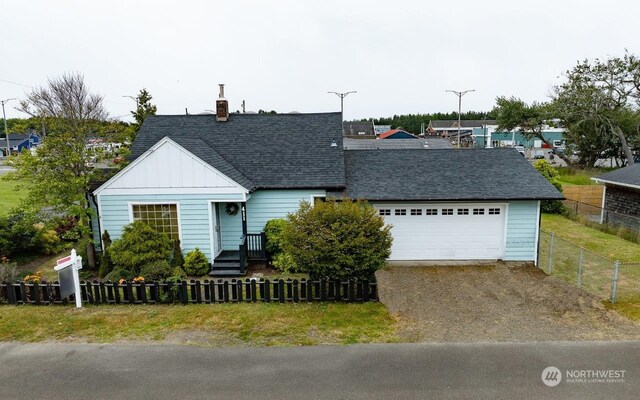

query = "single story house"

[
  {"left": 378, "top": 129, "right": 418, "bottom": 139},
  {"left": 343, "top": 121, "right": 375, "bottom": 138},
  {"left": 92, "top": 90, "right": 562, "bottom": 275},
  {"left": 0, "top": 132, "right": 41, "bottom": 156},
  {"left": 593, "top": 164, "right": 640, "bottom": 228}
]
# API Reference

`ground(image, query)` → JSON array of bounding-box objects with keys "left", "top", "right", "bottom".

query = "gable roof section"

[
  {"left": 129, "top": 113, "right": 345, "bottom": 191},
  {"left": 343, "top": 148, "right": 563, "bottom": 201},
  {"left": 593, "top": 164, "right": 640, "bottom": 190},
  {"left": 94, "top": 137, "right": 250, "bottom": 195},
  {"left": 378, "top": 129, "right": 418, "bottom": 139}
]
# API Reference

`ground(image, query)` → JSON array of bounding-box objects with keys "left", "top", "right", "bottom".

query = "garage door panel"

[{"left": 376, "top": 203, "right": 506, "bottom": 261}]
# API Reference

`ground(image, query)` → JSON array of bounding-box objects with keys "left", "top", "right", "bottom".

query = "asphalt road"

[{"left": 1, "top": 341, "right": 639, "bottom": 399}]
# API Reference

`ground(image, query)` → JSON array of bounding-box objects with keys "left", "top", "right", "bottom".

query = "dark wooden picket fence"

[{"left": 0, "top": 278, "right": 377, "bottom": 305}]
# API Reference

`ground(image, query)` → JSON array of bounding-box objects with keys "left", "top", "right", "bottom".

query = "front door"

[{"left": 211, "top": 203, "right": 223, "bottom": 257}]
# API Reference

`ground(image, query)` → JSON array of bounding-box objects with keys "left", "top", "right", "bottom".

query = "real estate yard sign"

[{"left": 54, "top": 249, "right": 83, "bottom": 308}]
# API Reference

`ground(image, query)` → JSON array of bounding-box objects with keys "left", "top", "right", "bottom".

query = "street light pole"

[
  {"left": 328, "top": 91, "right": 356, "bottom": 120},
  {"left": 445, "top": 89, "right": 475, "bottom": 148},
  {"left": 1, "top": 98, "right": 16, "bottom": 157}
]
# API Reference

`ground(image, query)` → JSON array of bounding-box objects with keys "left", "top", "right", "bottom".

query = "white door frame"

[{"left": 207, "top": 201, "right": 224, "bottom": 260}]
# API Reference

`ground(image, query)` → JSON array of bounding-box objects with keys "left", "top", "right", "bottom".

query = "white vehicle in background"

[{"left": 514, "top": 145, "right": 525, "bottom": 156}]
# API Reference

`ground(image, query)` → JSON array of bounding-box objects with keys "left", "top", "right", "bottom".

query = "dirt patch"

[{"left": 376, "top": 264, "right": 640, "bottom": 342}]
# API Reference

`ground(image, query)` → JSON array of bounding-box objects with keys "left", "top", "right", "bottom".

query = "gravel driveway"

[{"left": 376, "top": 264, "right": 640, "bottom": 342}]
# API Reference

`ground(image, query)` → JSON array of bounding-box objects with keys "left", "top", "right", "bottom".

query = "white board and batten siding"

[{"left": 373, "top": 200, "right": 540, "bottom": 262}]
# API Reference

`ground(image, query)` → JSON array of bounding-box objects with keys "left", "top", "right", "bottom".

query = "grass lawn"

[
  {"left": 541, "top": 213, "right": 640, "bottom": 317},
  {"left": 541, "top": 214, "right": 640, "bottom": 263},
  {"left": 555, "top": 166, "right": 615, "bottom": 186},
  {"left": 0, "top": 179, "right": 26, "bottom": 217},
  {"left": 608, "top": 302, "right": 640, "bottom": 323},
  {"left": 0, "top": 303, "right": 399, "bottom": 346}
]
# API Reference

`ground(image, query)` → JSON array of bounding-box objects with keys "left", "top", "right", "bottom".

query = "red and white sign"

[{"left": 56, "top": 255, "right": 73, "bottom": 266}]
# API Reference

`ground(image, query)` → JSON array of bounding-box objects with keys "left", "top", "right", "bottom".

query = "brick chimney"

[{"left": 216, "top": 84, "right": 229, "bottom": 122}]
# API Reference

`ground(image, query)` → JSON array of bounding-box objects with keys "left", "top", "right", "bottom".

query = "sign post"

[{"left": 54, "top": 249, "right": 83, "bottom": 308}]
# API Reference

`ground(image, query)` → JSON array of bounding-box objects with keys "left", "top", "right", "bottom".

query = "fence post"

[
  {"left": 611, "top": 260, "right": 620, "bottom": 304},
  {"left": 547, "top": 232, "right": 555, "bottom": 274},
  {"left": 577, "top": 249, "right": 584, "bottom": 288}
]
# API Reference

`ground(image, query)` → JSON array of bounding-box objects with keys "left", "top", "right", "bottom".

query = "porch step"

[{"left": 209, "top": 251, "right": 246, "bottom": 277}]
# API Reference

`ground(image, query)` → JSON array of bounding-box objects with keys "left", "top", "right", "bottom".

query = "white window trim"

[
  {"left": 128, "top": 201, "right": 183, "bottom": 242},
  {"left": 310, "top": 194, "right": 326, "bottom": 206},
  {"left": 502, "top": 204, "right": 510, "bottom": 257}
]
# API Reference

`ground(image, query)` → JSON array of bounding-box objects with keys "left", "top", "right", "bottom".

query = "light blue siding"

[
  {"left": 505, "top": 200, "right": 539, "bottom": 261},
  {"left": 98, "top": 193, "right": 242, "bottom": 260},
  {"left": 98, "top": 189, "right": 324, "bottom": 260},
  {"left": 220, "top": 189, "right": 325, "bottom": 249}
]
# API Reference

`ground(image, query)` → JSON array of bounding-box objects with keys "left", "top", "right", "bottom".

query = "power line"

[{"left": 0, "top": 78, "right": 33, "bottom": 89}]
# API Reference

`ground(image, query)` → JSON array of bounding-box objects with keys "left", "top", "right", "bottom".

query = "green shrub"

[
  {"left": 104, "top": 268, "right": 135, "bottom": 282},
  {"left": 171, "top": 267, "right": 186, "bottom": 279},
  {"left": 533, "top": 160, "right": 567, "bottom": 214},
  {"left": 183, "top": 248, "right": 209, "bottom": 276},
  {"left": 98, "top": 231, "right": 114, "bottom": 278},
  {"left": 264, "top": 219, "right": 289, "bottom": 256},
  {"left": 169, "top": 239, "right": 185, "bottom": 270},
  {"left": 109, "top": 221, "right": 172, "bottom": 275},
  {"left": 140, "top": 260, "right": 173, "bottom": 281},
  {"left": 0, "top": 260, "right": 18, "bottom": 282},
  {"left": 282, "top": 199, "right": 392, "bottom": 280},
  {"left": 33, "top": 228, "right": 62, "bottom": 255},
  {"left": 272, "top": 252, "right": 299, "bottom": 274}
]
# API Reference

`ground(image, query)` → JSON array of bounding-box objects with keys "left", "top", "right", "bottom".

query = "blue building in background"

[{"left": 0, "top": 132, "right": 41, "bottom": 156}]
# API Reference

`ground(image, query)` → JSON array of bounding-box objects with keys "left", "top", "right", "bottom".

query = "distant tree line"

[{"left": 360, "top": 111, "right": 496, "bottom": 134}]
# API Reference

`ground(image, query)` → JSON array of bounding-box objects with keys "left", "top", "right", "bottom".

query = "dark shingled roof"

[
  {"left": 342, "top": 148, "right": 563, "bottom": 201},
  {"left": 0, "top": 134, "right": 31, "bottom": 149},
  {"left": 130, "top": 113, "right": 345, "bottom": 191},
  {"left": 594, "top": 164, "right": 640, "bottom": 188},
  {"left": 343, "top": 138, "right": 453, "bottom": 150}
]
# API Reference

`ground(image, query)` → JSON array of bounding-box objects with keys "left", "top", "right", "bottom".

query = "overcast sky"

[{"left": 1, "top": 0, "right": 639, "bottom": 122}]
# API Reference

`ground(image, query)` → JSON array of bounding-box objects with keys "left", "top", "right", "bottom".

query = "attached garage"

[
  {"left": 342, "top": 148, "right": 564, "bottom": 263},
  {"left": 374, "top": 203, "right": 506, "bottom": 261}
]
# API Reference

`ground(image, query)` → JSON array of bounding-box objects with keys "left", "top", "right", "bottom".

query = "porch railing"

[
  {"left": 239, "top": 236, "right": 247, "bottom": 275},
  {"left": 246, "top": 232, "right": 267, "bottom": 260}
]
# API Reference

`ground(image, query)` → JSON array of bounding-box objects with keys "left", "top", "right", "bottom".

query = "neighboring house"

[
  {"left": 343, "top": 121, "right": 375, "bottom": 138},
  {"left": 428, "top": 120, "right": 496, "bottom": 136},
  {"left": 475, "top": 129, "right": 565, "bottom": 149},
  {"left": 374, "top": 125, "right": 391, "bottom": 135},
  {"left": 343, "top": 137, "right": 452, "bottom": 150},
  {"left": 593, "top": 164, "right": 640, "bottom": 228},
  {"left": 0, "top": 132, "right": 41, "bottom": 156},
  {"left": 92, "top": 91, "right": 562, "bottom": 275},
  {"left": 378, "top": 129, "right": 418, "bottom": 139},
  {"left": 428, "top": 120, "right": 565, "bottom": 149}
]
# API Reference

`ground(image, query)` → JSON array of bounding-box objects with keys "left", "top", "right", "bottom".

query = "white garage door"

[{"left": 375, "top": 203, "right": 507, "bottom": 261}]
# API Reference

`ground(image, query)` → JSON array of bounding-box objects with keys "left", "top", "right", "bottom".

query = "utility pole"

[
  {"left": 1, "top": 98, "right": 16, "bottom": 157},
  {"left": 328, "top": 91, "right": 356, "bottom": 120},
  {"left": 445, "top": 89, "right": 475, "bottom": 148}
]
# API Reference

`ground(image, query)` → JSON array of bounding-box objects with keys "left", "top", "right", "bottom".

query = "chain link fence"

[
  {"left": 538, "top": 230, "right": 640, "bottom": 304},
  {"left": 563, "top": 199, "right": 640, "bottom": 236}
]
